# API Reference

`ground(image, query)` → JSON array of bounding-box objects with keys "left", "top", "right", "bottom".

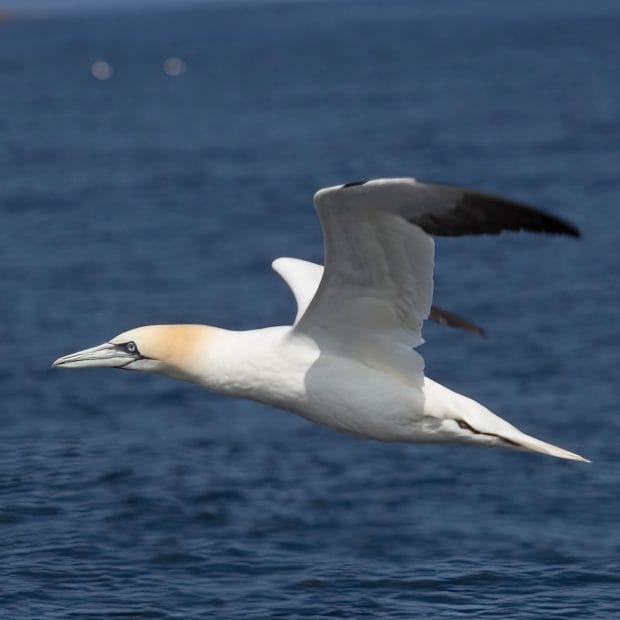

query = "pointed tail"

[
  {"left": 499, "top": 429, "right": 590, "bottom": 462},
  {"left": 430, "top": 380, "right": 589, "bottom": 462}
]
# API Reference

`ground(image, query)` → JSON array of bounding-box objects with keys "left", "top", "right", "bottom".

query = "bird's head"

[{"left": 52, "top": 324, "right": 213, "bottom": 382}]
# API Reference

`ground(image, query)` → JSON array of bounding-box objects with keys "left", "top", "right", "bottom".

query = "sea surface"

[{"left": 1, "top": 1, "right": 619, "bottom": 618}]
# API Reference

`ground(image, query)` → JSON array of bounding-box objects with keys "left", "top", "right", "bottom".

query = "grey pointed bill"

[{"left": 52, "top": 343, "right": 135, "bottom": 369}]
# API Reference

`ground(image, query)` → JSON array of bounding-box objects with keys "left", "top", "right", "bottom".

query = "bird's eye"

[{"left": 125, "top": 341, "right": 137, "bottom": 354}]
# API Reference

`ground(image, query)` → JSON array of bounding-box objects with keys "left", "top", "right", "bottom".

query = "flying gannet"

[{"left": 53, "top": 178, "right": 588, "bottom": 462}]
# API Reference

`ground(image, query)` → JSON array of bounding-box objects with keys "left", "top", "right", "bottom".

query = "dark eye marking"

[
  {"left": 108, "top": 340, "right": 151, "bottom": 371},
  {"left": 109, "top": 341, "right": 153, "bottom": 370},
  {"left": 111, "top": 341, "right": 140, "bottom": 356}
]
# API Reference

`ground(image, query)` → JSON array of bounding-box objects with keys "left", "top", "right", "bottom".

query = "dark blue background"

[{"left": 1, "top": 2, "right": 618, "bottom": 617}]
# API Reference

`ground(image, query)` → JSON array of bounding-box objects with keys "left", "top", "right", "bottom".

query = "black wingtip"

[
  {"left": 342, "top": 180, "right": 367, "bottom": 188},
  {"left": 459, "top": 190, "right": 581, "bottom": 238},
  {"left": 415, "top": 182, "right": 581, "bottom": 238}
]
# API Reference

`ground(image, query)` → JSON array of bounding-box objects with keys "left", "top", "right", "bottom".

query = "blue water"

[{"left": 1, "top": 1, "right": 619, "bottom": 617}]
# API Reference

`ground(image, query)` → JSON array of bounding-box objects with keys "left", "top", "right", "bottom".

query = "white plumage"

[{"left": 53, "top": 178, "right": 587, "bottom": 462}]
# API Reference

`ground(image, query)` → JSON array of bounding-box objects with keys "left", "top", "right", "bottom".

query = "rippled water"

[{"left": 1, "top": 1, "right": 619, "bottom": 617}]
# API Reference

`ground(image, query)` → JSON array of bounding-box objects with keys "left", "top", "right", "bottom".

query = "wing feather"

[{"left": 292, "top": 178, "right": 578, "bottom": 365}]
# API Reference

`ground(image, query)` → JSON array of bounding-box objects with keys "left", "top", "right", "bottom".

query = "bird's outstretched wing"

[{"left": 292, "top": 178, "right": 577, "bottom": 359}]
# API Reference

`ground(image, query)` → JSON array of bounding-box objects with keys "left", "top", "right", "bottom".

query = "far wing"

[
  {"left": 294, "top": 178, "right": 578, "bottom": 359},
  {"left": 272, "top": 257, "right": 323, "bottom": 324}
]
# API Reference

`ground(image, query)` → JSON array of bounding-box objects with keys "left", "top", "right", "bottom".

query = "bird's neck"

[{"left": 159, "top": 324, "right": 294, "bottom": 399}]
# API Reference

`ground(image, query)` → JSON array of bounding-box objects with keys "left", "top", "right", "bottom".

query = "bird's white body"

[
  {"left": 189, "top": 325, "right": 424, "bottom": 441},
  {"left": 175, "top": 323, "right": 580, "bottom": 458},
  {"left": 53, "top": 178, "right": 587, "bottom": 462}
]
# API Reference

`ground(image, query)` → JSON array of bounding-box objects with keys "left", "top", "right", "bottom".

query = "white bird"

[{"left": 53, "top": 178, "right": 588, "bottom": 462}]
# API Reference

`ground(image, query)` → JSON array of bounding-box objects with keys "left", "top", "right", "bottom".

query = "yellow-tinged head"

[{"left": 52, "top": 324, "right": 215, "bottom": 382}]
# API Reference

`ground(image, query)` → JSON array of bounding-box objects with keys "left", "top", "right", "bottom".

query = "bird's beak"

[{"left": 52, "top": 343, "right": 134, "bottom": 369}]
